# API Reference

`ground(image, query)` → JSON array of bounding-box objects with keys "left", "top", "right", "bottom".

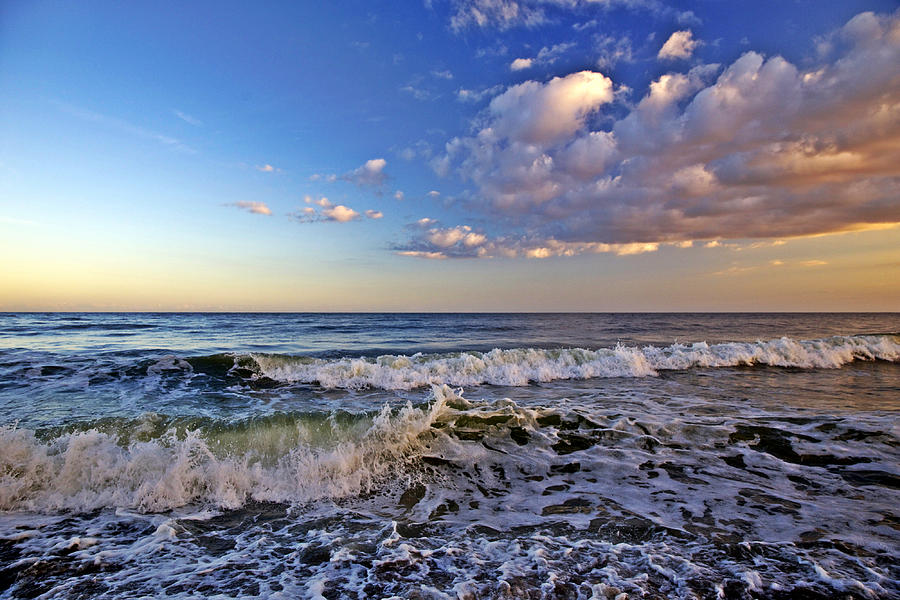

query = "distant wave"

[{"left": 245, "top": 335, "right": 900, "bottom": 390}]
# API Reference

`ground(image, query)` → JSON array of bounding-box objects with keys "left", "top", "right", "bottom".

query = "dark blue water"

[{"left": 0, "top": 313, "right": 898, "bottom": 599}]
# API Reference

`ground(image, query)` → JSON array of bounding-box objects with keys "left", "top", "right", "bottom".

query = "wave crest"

[
  {"left": 248, "top": 335, "right": 899, "bottom": 390},
  {"left": 0, "top": 388, "right": 457, "bottom": 513}
]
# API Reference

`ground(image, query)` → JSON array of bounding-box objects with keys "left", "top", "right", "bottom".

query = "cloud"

[
  {"left": 427, "top": 190, "right": 441, "bottom": 198},
  {"left": 401, "top": 84, "right": 432, "bottom": 100},
  {"left": 510, "top": 42, "right": 576, "bottom": 72},
  {"left": 474, "top": 42, "right": 509, "bottom": 58},
  {"left": 456, "top": 84, "right": 505, "bottom": 103},
  {"left": 294, "top": 200, "right": 362, "bottom": 223},
  {"left": 308, "top": 173, "right": 337, "bottom": 183},
  {"left": 324, "top": 205, "right": 360, "bottom": 222},
  {"left": 55, "top": 101, "right": 195, "bottom": 154},
  {"left": 510, "top": 57, "right": 533, "bottom": 71},
  {"left": 341, "top": 158, "right": 388, "bottom": 187},
  {"left": 713, "top": 257, "right": 828, "bottom": 276},
  {"left": 396, "top": 251, "right": 448, "bottom": 260},
  {"left": 365, "top": 209, "right": 384, "bottom": 219},
  {"left": 447, "top": 0, "right": 681, "bottom": 32},
  {"left": 487, "top": 70, "right": 614, "bottom": 145},
  {"left": 173, "top": 110, "right": 202, "bottom": 126},
  {"left": 397, "top": 140, "right": 433, "bottom": 162},
  {"left": 256, "top": 164, "right": 280, "bottom": 173},
  {"left": 428, "top": 11, "right": 900, "bottom": 257},
  {"left": 228, "top": 201, "right": 272, "bottom": 216},
  {"left": 594, "top": 34, "right": 633, "bottom": 69},
  {"left": 450, "top": 0, "right": 547, "bottom": 31},
  {"left": 395, "top": 225, "right": 663, "bottom": 259},
  {"left": 394, "top": 190, "right": 405, "bottom": 201},
  {"left": 658, "top": 30, "right": 699, "bottom": 60},
  {"left": 432, "top": 69, "right": 454, "bottom": 80}
]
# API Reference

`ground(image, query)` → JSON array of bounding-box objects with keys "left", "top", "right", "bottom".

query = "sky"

[{"left": 1, "top": 0, "right": 898, "bottom": 311}]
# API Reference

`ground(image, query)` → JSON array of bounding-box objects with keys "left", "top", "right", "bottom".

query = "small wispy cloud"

[
  {"left": 401, "top": 84, "right": 432, "bottom": 101},
  {"left": 365, "top": 209, "right": 384, "bottom": 219},
  {"left": 256, "top": 164, "right": 280, "bottom": 173},
  {"left": 173, "top": 109, "right": 202, "bottom": 126},
  {"left": 431, "top": 69, "right": 454, "bottom": 80},
  {"left": 456, "top": 84, "right": 504, "bottom": 103},
  {"left": 228, "top": 201, "right": 272, "bottom": 216},
  {"left": 309, "top": 173, "right": 338, "bottom": 183},
  {"left": 713, "top": 258, "right": 828, "bottom": 276},
  {"left": 56, "top": 101, "right": 195, "bottom": 154},
  {"left": 511, "top": 43, "right": 576, "bottom": 72}
]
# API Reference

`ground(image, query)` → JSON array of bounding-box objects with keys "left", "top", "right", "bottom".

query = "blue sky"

[{"left": 1, "top": 0, "right": 898, "bottom": 310}]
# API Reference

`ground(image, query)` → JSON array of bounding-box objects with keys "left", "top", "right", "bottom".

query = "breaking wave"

[
  {"left": 246, "top": 334, "right": 899, "bottom": 390},
  {"left": 0, "top": 388, "right": 462, "bottom": 513}
]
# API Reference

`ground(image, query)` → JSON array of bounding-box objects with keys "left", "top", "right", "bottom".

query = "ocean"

[{"left": 0, "top": 312, "right": 898, "bottom": 599}]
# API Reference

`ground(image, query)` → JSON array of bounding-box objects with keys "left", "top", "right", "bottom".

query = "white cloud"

[
  {"left": 342, "top": 158, "right": 388, "bottom": 187},
  {"left": 365, "top": 209, "right": 384, "bottom": 219},
  {"left": 658, "top": 30, "right": 699, "bottom": 60},
  {"left": 256, "top": 164, "right": 279, "bottom": 173},
  {"left": 432, "top": 69, "right": 454, "bottom": 80},
  {"left": 427, "top": 190, "right": 441, "bottom": 198},
  {"left": 229, "top": 201, "right": 272, "bottom": 216},
  {"left": 394, "top": 190, "right": 405, "bottom": 201},
  {"left": 323, "top": 205, "right": 360, "bottom": 222},
  {"left": 425, "top": 11, "right": 900, "bottom": 256},
  {"left": 293, "top": 200, "right": 363, "bottom": 224},
  {"left": 488, "top": 70, "right": 614, "bottom": 145},
  {"left": 510, "top": 57, "right": 533, "bottom": 71}
]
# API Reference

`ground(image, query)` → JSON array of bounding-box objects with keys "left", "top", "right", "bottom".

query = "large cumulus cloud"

[{"left": 405, "top": 11, "right": 900, "bottom": 259}]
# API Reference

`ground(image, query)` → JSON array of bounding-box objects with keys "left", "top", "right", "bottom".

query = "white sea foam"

[
  {"left": 249, "top": 335, "right": 900, "bottom": 390},
  {"left": 0, "top": 388, "right": 456, "bottom": 513}
]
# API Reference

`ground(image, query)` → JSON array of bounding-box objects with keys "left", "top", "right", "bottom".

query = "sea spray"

[{"left": 0, "top": 387, "right": 457, "bottom": 513}]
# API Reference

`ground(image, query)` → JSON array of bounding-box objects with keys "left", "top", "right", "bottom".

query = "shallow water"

[{"left": 0, "top": 313, "right": 898, "bottom": 599}]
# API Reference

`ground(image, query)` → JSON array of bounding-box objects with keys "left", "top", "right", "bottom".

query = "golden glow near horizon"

[{"left": 2, "top": 222, "right": 897, "bottom": 311}]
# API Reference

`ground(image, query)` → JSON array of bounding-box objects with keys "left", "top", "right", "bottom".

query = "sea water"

[{"left": 0, "top": 313, "right": 897, "bottom": 598}]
